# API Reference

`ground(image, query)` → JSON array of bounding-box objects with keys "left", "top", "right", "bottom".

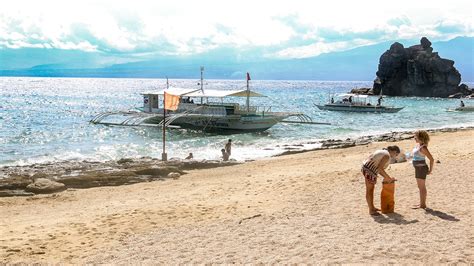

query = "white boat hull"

[
  {"left": 144, "top": 114, "right": 287, "bottom": 133},
  {"left": 454, "top": 106, "right": 474, "bottom": 112},
  {"left": 316, "top": 104, "right": 403, "bottom": 113}
]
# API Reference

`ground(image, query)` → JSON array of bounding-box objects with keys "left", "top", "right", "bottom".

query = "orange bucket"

[{"left": 381, "top": 182, "right": 395, "bottom": 214}]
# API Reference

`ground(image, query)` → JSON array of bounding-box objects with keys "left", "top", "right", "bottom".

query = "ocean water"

[{"left": 1, "top": 77, "right": 473, "bottom": 166}]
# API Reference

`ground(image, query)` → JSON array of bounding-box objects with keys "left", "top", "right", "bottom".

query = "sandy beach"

[{"left": 1, "top": 129, "right": 473, "bottom": 263}]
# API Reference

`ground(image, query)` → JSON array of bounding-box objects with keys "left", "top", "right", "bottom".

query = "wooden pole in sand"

[
  {"left": 200, "top": 66, "right": 204, "bottom": 104},
  {"left": 162, "top": 80, "right": 168, "bottom": 161},
  {"left": 246, "top": 72, "right": 250, "bottom": 112}
]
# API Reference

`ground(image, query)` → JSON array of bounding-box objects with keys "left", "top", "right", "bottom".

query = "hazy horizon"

[{"left": 1, "top": 0, "right": 473, "bottom": 81}]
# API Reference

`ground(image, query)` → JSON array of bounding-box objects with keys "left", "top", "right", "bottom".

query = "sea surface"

[{"left": 1, "top": 77, "right": 473, "bottom": 167}]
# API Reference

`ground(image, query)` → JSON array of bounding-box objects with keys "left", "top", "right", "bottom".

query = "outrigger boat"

[
  {"left": 447, "top": 106, "right": 474, "bottom": 112},
  {"left": 91, "top": 69, "right": 323, "bottom": 133},
  {"left": 453, "top": 106, "right": 474, "bottom": 111},
  {"left": 315, "top": 93, "right": 404, "bottom": 113},
  {"left": 446, "top": 99, "right": 474, "bottom": 112},
  {"left": 137, "top": 87, "right": 312, "bottom": 133}
]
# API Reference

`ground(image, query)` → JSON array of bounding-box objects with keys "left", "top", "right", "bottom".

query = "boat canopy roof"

[
  {"left": 337, "top": 93, "right": 369, "bottom": 98},
  {"left": 141, "top": 87, "right": 266, "bottom": 98}
]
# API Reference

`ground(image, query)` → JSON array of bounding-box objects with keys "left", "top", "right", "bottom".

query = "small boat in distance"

[
  {"left": 454, "top": 100, "right": 474, "bottom": 111},
  {"left": 315, "top": 93, "right": 404, "bottom": 113},
  {"left": 454, "top": 106, "right": 474, "bottom": 111},
  {"left": 446, "top": 100, "right": 474, "bottom": 112}
]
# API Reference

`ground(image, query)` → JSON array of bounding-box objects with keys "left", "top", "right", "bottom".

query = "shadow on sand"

[
  {"left": 372, "top": 212, "right": 419, "bottom": 225},
  {"left": 424, "top": 208, "right": 460, "bottom": 221}
]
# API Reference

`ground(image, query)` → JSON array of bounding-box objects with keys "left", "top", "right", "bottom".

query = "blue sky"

[{"left": 0, "top": 0, "right": 473, "bottom": 63}]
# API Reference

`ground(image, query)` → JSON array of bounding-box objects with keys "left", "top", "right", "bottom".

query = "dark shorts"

[
  {"left": 413, "top": 160, "right": 428, "bottom": 179},
  {"left": 361, "top": 164, "right": 378, "bottom": 184}
]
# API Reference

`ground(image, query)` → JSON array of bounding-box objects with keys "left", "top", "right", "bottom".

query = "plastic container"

[{"left": 381, "top": 182, "right": 395, "bottom": 214}]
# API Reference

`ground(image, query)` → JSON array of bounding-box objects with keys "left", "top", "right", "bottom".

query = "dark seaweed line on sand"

[
  {"left": 0, "top": 126, "right": 472, "bottom": 197},
  {"left": 273, "top": 126, "right": 474, "bottom": 157}
]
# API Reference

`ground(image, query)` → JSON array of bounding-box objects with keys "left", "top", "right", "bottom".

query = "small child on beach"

[{"left": 411, "top": 130, "right": 434, "bottom": 209}]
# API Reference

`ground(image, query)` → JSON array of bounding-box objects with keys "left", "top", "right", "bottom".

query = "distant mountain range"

[{"left": 0, "top": 36, "right": 472, "bottom": 81}]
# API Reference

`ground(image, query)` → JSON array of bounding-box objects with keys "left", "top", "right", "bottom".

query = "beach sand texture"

[{"left": 1, "top": 130, "right": 473, "bottom": 263}]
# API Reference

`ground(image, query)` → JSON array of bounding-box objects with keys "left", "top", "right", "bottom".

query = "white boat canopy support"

[
  {"left": 337, "top": 93, "right": 369, "bottom": 99},
  {"left": 141, "top": 87, "right": 266, "bottom": 98}
]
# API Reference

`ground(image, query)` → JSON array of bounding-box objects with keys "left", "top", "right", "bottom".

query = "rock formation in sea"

[{"left": 368, "top": 37, "right": 472, "bottom": 98}]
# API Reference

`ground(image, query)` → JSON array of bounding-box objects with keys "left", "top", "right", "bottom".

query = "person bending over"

[{"left": 361, "top": 145, "right": 400, "bottom": 215}]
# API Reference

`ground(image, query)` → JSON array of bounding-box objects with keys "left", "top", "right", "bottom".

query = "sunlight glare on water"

[{"left": 1, "top": 77, "right": 473, "bottom": 166}]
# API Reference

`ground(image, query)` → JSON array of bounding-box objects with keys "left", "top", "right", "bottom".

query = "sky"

[{"left": 0, "top": 0, "right": 473, "bottom": 62}]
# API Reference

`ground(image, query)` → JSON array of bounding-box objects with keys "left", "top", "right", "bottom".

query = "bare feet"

[
  {"left": 411, "top": 205, "right": 427, "bottom": 209},
  {"left": 369, "top": 208, "right": 380, "bottom": 215}
]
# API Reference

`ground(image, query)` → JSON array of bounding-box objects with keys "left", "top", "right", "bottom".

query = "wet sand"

[{"left": 1, "top": 130, "right": 473, "bottom": 263}]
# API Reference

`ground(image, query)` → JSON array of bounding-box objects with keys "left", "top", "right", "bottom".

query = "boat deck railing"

[
  {"left": 178, "top": 103, "right": 227, "bottom": 116},
  {"left": 235, "top": 105, "right": 273, "bottom": 114},
  {"left": 178, "top": 102, "right": 275, "bottom": 116}
]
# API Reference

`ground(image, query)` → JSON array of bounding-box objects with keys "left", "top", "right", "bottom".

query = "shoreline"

[
  {"left": 2, "top": 121, "right": 473, "bottom": 168},
  {"left": 1, "top": 128, "right": 472, "bottom": 263},
  {"left": 275, "top": 125, "right": 474, "bottom": 156},
  {"left": 1, "top": 125, "right": 472, "bottom": 197}
]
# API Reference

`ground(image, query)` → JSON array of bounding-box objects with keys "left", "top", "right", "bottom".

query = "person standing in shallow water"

[
  {"left": 221, "top": 149, "right": 229, "bottom": 161},
  {"left": 411, "top": 130, "right": 434, "bottom": 209},
  {"left": 225, "top": 139, "right": 232, "bottom": 156},
  {"left": 361, "top": 145, "right": 400, "bottom": 215}
]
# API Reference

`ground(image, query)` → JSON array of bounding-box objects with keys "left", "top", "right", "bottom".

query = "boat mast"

[
  {"left": 200, "top": 66, "right": 204, "bottom": 104},
  {"left": 162, "top": 92, "right": 167, "bottom": 161},
  {"left": 246, "top": 72, "right": 250, "bottom": 112},
  {"left": 162, "top": 76, "right": 169, "bottom": 161}
]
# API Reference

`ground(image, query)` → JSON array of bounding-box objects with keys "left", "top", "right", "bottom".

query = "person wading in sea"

[
  {"left": 221, "top": 149, "right": 229, "bottom": 161},
  {"left": 225, "top": 139, "right": 232, "bottom": 156}
]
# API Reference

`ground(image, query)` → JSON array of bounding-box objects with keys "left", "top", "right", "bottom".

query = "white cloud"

[
  {"left": 0, "top": 0, "right": 472, "bottom": 57},
  {"left": 50, "top": 40, "right": 98, "bottom": 52},
  {"left": 1, "top": 40, "right": 45, "bottom": 49},
  {"left": 274, "top": 39, "right": 376, "bottom": 58},
  {"left": 275, "top": 41, "right": 349, "bottom": 58}
]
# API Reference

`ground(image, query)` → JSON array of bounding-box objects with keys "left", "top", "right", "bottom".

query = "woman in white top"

[{"left": 361, "top": 145, "right": 400, "bottom": 215}]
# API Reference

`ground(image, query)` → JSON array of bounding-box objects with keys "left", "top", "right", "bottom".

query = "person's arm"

[
  {"left": 377, "top": 155, "right": 395, "bottom": 181},
  {"left": 420, "top": 146, "right": 434, "bottom": 174}
]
